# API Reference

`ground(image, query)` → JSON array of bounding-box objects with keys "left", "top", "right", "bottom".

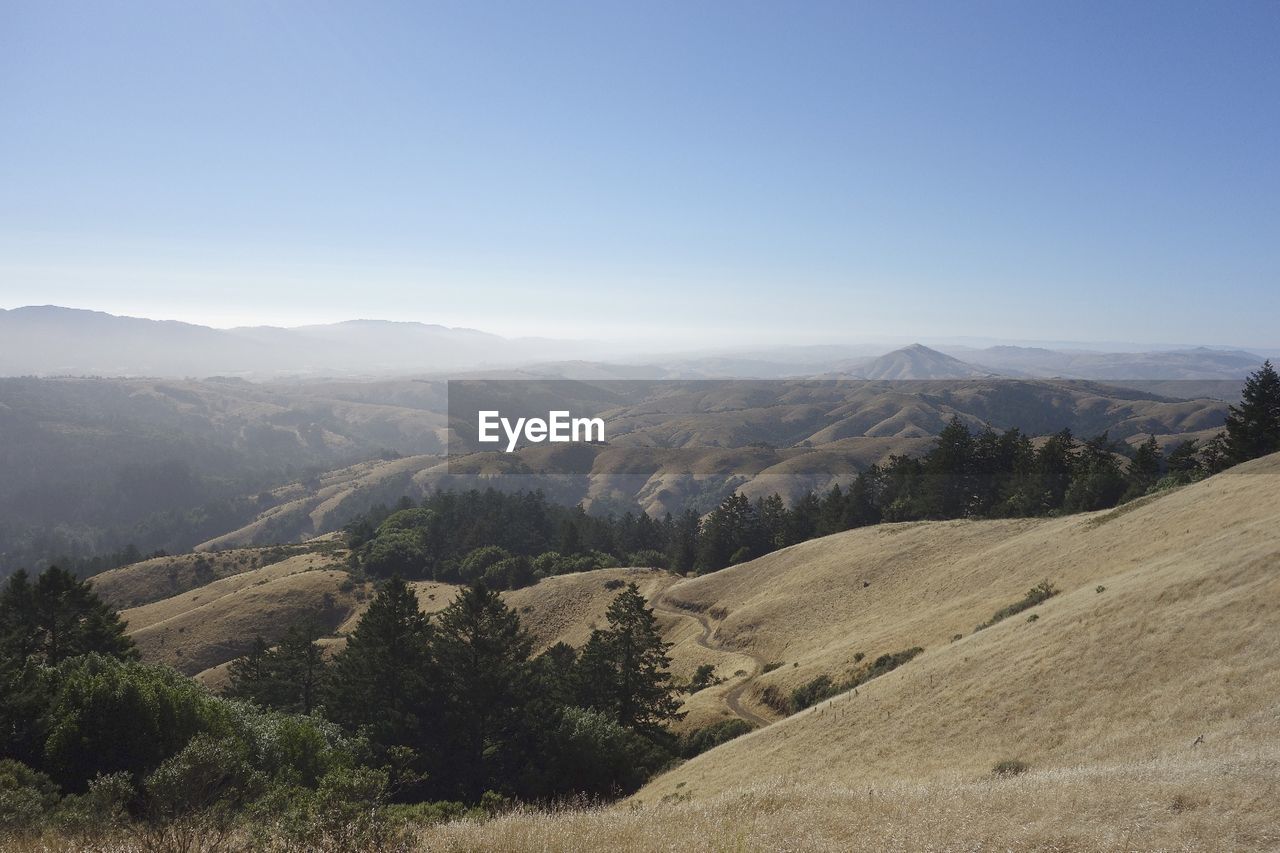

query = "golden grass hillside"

[
  {"left": 418, "top": 453, "right": 1280, "bottom": 851},
  {"left": 637, "top": 451, "right": 1280, "bottom": 800},
  {"left": 89, "top": 544, "right": 333, "bottom": 610},
  {"left": 122, "top": 553, "right": 364, "bottom": 676}
]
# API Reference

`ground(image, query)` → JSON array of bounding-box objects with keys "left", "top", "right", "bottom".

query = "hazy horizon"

[{"left": 3, "top": 303, "right": 1279, "bottom": 356}]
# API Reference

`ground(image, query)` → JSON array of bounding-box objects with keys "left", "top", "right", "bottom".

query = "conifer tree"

[
  {"left": 227, "top": 621, "right": 328, "bottom": 714},
  {"left": 1224, "top": 360, "right": 1280, "bottom": 464},
  {"left": 327, "top": 576, "right": 435, "bottom": 750},
  {"left": 1125, "top": 435, "right": 1163, "bottom": 499},
  {"left": 433, "top": 583, "right": 535, "bottom": 799},
  {"left": 922, "top": 416, "right": 974, "bottom": 518},
  {"left": 574, "top": 583, "right": 682, "bottom": 734},
  {"left": 1166, "top": 438, "right": 1203, "bottom": 483},
  {"left": 0, "top": 566, "right": 136, "bottom": 664}
]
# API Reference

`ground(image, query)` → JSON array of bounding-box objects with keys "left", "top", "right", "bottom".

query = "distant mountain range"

[
  {"left": 0, "top": 306, "right": 598, "bottom": 377},
  {"left": 0, "top": 306, "right": 1269, "bottom": 381}
]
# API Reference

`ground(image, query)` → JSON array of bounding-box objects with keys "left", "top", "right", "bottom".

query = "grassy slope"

[
  {"left": 122, "top": 551, "right": 361, "bottom": 675},
  {"left": 420, "top": 453, "right": 1280, "bottom": 851},
  {"left": 105, "top": 454, "right": 1280, "bottom": 848},
  {"left": 638, "top": 452, "right": 1280, "bottom": 799}
]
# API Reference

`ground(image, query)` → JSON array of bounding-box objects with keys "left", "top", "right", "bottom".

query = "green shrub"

[
  {"left": 541, "top": 707, "right": 671, "bottom": 797},
  {"left": 627, "top": 549, "right": 669, "bottom": 569},
  {"left": 457, "top": 546, "right": 514, "bottom": 584},
  {"left": 0, "top": 759, "right": 59, "bottom": 831},
  {"left": 761, "top": 661, "right": 783, "bottom": 673},
  {"left": 144, "top": 734, "right": 262, "bottom": 823},
  {"left": 360, "top": 529, "right": 428, "bottom": 578},
  {"left": 789, "top": 674, "right": 837, "bottom": 712},
  {"left": 687, "top": 664, "right": 718, "bottom": 692},
  {"left": 50, "top": 772, "right": 133, "bottom": 835},
  {"left": 677, "top": 719, "right": 753, "bottom": 758},
  {"left": 786, "top": 647, "right": 925, "bottom": 713},
  {"left": 43, "top": 655, "right": 232, "bottom": 791},
  {"left": 976, "top": 581, "right": 1059, "bottom": 631}
]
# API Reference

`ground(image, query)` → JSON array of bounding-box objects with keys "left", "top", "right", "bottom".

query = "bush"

[
  {"left": 688, "top": 664, "right": 718, "bottom": 692},
  {"left": 144, "top": 734, "right": 262, "bottom": 822},
  {"left": 541, "top": 707, "right": 672, "bottom": 797},
  {"left": 247, "top": 765, "right": 395, "bottom": 850},
  {"left": 457, "top": 546, "right": 513, "bottom": 584},
  {"left": 42, "top": 655, "right": 232, "bottom": 791},
  {"left": 976, "top": 581, "right": 1059, "bottom": 631},
  {"left": 677, "top": 719, "right": 753, "bottom": 758},
  {"left": 789, "top": 674, "right": 837, "bottom": 712},
  {"left": 482, "top": 555, "right": 534, "bottom": 590},
  {"left": 360, "top": 529, "right": 428, "bottom": 578},
  {"left": 992, "top": 759, "right": 1029, "bottom": 777},
  {"left": 50, "top": 772, "right": 133, "bottom": 836},
  {"left": 626, "top": 549, "right": 668, "bottom": 569},
  {"left": 0, "top": 759, "right": 59, "bottom": 831},
  {"left": 786, "top": 647, "right": 925, "bottom": 714},
  {"left": 761, "top": 661, "right": 783, "bottom": 673}
]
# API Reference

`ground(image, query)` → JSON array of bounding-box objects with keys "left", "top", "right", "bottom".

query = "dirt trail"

[{"left": 651, "top": 594, "right": 772, "bottom": 728}]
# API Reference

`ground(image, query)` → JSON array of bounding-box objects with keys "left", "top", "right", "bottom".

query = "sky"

[{"left": 1, "top": 1, "right": 1277, "bottom": 348}]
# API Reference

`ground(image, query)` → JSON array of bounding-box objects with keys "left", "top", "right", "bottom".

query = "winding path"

[{"left": 651, "top": 594, "right": 772, "bottom": 728}]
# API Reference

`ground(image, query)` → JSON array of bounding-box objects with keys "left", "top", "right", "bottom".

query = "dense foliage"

[{"left": 0, "top": 567, "right": 694, "bottom": 846}]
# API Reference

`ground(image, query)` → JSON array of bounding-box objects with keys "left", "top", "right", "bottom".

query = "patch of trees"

[{"left": 0, "top": 567, "right": 711, "bottom": 844}]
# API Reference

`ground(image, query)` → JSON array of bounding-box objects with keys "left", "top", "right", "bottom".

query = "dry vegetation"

[
  {"left": 414, "top": 747, "right": 1279, "bottom": 851},
  {"left": 120, "top": 549, "right": 359, "bottom": 675},
  {"left": 88, "top": 452, "right": 1280, "bottom": 850}
]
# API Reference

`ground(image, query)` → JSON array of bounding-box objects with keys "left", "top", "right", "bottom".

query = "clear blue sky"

[{"left": 1, "top": 1, "right": 1277, "bottom": 347}]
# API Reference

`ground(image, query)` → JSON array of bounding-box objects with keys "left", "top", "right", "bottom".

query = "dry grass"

[
  {"left": 124, "top": 562, "right": 360, "bottom": 675},
  {"left": 414, "top": 747, "right": 1280, "bottom": 851},
  {"left": 89, "top": 546, "right": 327, "bottom": 610},
  {"left": 651, "top": 452, "right": 1280, "bottom": 752},
  {"left": 503, "top": 568, "right": 669, "bottom": 652}
]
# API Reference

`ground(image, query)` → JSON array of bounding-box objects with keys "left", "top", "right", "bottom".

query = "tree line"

[{"left": 347, "top": 360, "right": 1280, "bottom": 581}]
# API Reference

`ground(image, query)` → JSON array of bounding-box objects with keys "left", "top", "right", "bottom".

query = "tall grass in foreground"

[
  {"left": 3, "top": 749, "right": 1276, "bottom": 852},
  {"left": 416, "top": 748, "right": 1279, "bottom": 852}
]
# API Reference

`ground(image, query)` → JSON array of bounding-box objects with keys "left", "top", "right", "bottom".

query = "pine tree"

[
  {"left": 1224, "top": 360, "right": 1280, "bottom": 464},
  {"left": 1034, "top": 428, "right": 1077, "bottom": 512},
  {"left": 574, "top": 583, "right": 682, "bottom": 734},
  {"left": 433, "top": 583, "right": 535, "bottom": 799},
  {"left": 327, "top": 576, "right": 435, "bottom": 750},
  {"left": 1125, "top": 435, "right": 1163, "bottom": 500},
  {"left": 1064, "top": 433, "right": 1126, "bottom": 512},
  {"left": 1166, "top": 438, "right": 1203, "bottom": 483},
  {"left": 227, "top": 636, "right": 279, "bottom": 705},
  {"left": 0, "top": 567, "right": 136, "bottom": 665},
  {"left": 667, "top": 509, "right": 700, "bottom": 573},
  {"left": 227, "top": 621, "right": 328, "bottom": 714},
  {"left": 922, "top": 416, "right": 974, "bottom": 518}
]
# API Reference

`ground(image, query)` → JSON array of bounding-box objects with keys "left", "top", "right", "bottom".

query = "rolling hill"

[
  {"left": 104, "top": 450, "right": 1280, "bottom": 848},
  {"left": 411, "top": 451, "right": 1280, "bottom": 850}
]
